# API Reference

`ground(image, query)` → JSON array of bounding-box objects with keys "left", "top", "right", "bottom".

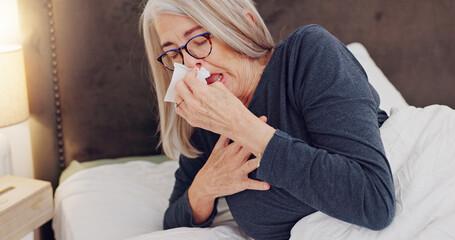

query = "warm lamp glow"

[
  {"left": 0, "top": 0, "right": 21, "bottom": 45},
  {"left": 0, "top": 45, "right": 29, "bottom": 127}
]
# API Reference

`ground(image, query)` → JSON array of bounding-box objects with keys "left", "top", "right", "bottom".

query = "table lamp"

[{"left": 0, "top": 45, "right": 29, "bottom": 177}]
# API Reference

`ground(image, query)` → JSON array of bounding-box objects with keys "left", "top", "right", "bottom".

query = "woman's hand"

[
  {"left": 174, "top": 69, "right": 251, "bottom": 137},
  {"left": 192, "top": 133, "right": 271, "bottom": 199},
  {"left": 187, "top": 116, "right": 271, "bottom": 224}
]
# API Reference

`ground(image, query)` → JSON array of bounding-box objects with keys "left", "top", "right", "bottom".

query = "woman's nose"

[{"left": 182, "top": 51, "right": 202, "bottom": 69}]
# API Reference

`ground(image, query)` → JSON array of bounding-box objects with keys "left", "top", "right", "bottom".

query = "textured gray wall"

[{"left": 256, "top": 0, "right": 455, "bottom": 109}]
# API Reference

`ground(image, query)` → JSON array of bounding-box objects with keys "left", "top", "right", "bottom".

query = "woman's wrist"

[
  {"left": 188, "top": 181, "right": 216, "bottom": 224},
  {"left": 231, "top": 112, "right": 276, "bottom": 157}
]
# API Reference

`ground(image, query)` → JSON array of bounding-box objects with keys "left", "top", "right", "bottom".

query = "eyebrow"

[
  {"left": 183, "top": 25, "right": 202, "bottom": 37},
  {"left": 161, "top": 25, "right": 203, "bottom": 49}
]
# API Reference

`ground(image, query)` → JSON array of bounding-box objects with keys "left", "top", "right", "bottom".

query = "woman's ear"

[{"left": 243, "top": 9, "right": 256, "bottom": 25}]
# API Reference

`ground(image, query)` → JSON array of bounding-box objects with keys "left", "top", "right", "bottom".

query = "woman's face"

[{"left": 155, "top": 14, "right": 259, "bottom": 105}]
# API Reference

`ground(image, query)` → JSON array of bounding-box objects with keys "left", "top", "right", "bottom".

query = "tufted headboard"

[{"left": 17, "top": 0, "right": 455, "bottom": 191}]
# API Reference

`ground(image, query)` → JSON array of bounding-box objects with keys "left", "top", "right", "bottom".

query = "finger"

[
  {"left": 259, "top": 115, "right": 268, "bottom": 123},
  {"left": 243, "top": 179, "right": 270, "bottom": 191},
  {"left": 174, "top": 98, "right": 189, "bottom": 119},
  {"left": 174, "top": 78, "right": 194, "bottom": 103},
  {"left": 183, "top": 68, "right": 206, "bottom": 92},
  {"left": 209, "top": 81, "right": 227, "bottom": 90},
  {"left": 225, "top": 140, "right": 242, "bottom": 156},
  {"left": 174, "top": 94, "right": 183, "bottom": 105},
  {"left": 213, "top": 135, "right": 230, "bottom": 152},
  {"left": 241, "top": 158, "right": 261, "bottom": 175},
  {"left": 237, "top": 146, "right": 252, "bottom": 162}
]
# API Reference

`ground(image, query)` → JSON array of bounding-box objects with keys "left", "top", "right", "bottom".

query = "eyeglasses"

[{"left": 156, "top": 32, "right": 212, "bottom": 71}]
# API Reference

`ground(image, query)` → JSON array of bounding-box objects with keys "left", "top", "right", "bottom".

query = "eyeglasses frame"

[{"left": 156, "top": 32, "right": 212, "bottom": 71}]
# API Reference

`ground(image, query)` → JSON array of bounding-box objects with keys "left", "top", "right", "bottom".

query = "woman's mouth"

[{"left": 205, "top": 73, "right": 223, "bottom": 85}]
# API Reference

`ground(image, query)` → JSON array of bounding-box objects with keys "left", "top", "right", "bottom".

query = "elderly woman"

[{"left": 141, "top": 0, "right": 395, "bottom": 239}]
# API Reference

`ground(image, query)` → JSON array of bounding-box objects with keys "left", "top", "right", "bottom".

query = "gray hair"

[{"left": 140, "top": 0, "right": 274, "bottom": 160}]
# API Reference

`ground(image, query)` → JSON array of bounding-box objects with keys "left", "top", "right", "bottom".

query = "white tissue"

[
  {"left": 164, "top": 63, "right": 210, "bottom": 103},
  {"left": 197, "top": 66, "right": 210, "bottom": 82}
]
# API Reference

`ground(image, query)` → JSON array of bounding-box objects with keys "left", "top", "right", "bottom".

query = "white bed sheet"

[
  {"left": 53, "top": 160, "right": 251, "bottom": 240},
  {"left": 53, "top": 160, "right": 179, "bottom": 240},
  {"left": 54, "top": 104, "right": 455, "bottom": 240},
  {"left": 290, "top": 105, "right": 455, "bottom": 240}
]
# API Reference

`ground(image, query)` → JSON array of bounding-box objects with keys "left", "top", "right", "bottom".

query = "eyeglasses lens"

[{"left": 162, "top": 35, "right": 211, "bottom": 70}]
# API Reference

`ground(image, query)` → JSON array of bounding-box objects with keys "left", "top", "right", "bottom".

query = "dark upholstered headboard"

[
  {"left": 17, "top": 0, "right": 455, "bottom": 190},
  {"left": 17, "top": 0, "right": 161, "bottom": 189}
]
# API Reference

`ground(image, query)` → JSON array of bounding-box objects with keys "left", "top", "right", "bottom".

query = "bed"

[{"left": 16, "top": 0, "right": 455, "bottom": 239}]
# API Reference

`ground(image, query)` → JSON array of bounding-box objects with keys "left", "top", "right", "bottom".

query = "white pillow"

[{"left": 346, "top": 42, "right": 409, "bottom": 115}]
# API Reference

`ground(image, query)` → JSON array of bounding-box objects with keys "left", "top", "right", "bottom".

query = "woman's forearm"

[
  {"left": 163, "top": 184, "right": 217, "bottom": 229},
  {"left": 163, "top": 155, "right": 218, "bottom": 229},
  {"left": 188, "top": 183, "right": 216, "bottom": 224},
  {"left": 255, "top": 129, "right": 396, "bottom": 230}
]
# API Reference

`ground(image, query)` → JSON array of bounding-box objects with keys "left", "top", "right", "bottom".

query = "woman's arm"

[
  {"left": 236, "top": 26, "right": 395, "bottom": 230},
  {"left": 163, "top": 153, "right": 217, "bottom": 229},
  {"left": 254, "top": 128, "right": 395, "bottom": 230}
]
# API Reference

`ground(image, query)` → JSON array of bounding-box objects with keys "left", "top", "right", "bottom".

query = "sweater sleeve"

[
  {"left": 163, "top": 151, "right": 218, "bottom": 229},
  {"left": 256, "top": 25, "right": 395, "bottom": 230}
]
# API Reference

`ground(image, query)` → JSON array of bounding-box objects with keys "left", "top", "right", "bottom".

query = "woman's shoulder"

[
  {"left": 292, "top": 24, "right": 330, "bottom": 37},
  {"left": 278, "top": 24, "right": 341, "bottom": 51}
]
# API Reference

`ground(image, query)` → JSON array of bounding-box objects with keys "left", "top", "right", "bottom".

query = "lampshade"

[{"left": 0, "top": 45, "right": 29, "bottom": 127}]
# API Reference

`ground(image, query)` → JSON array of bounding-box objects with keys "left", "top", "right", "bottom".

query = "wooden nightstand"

[{"left": 0, "top": 175, "right": 53, "bottom": 240}]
